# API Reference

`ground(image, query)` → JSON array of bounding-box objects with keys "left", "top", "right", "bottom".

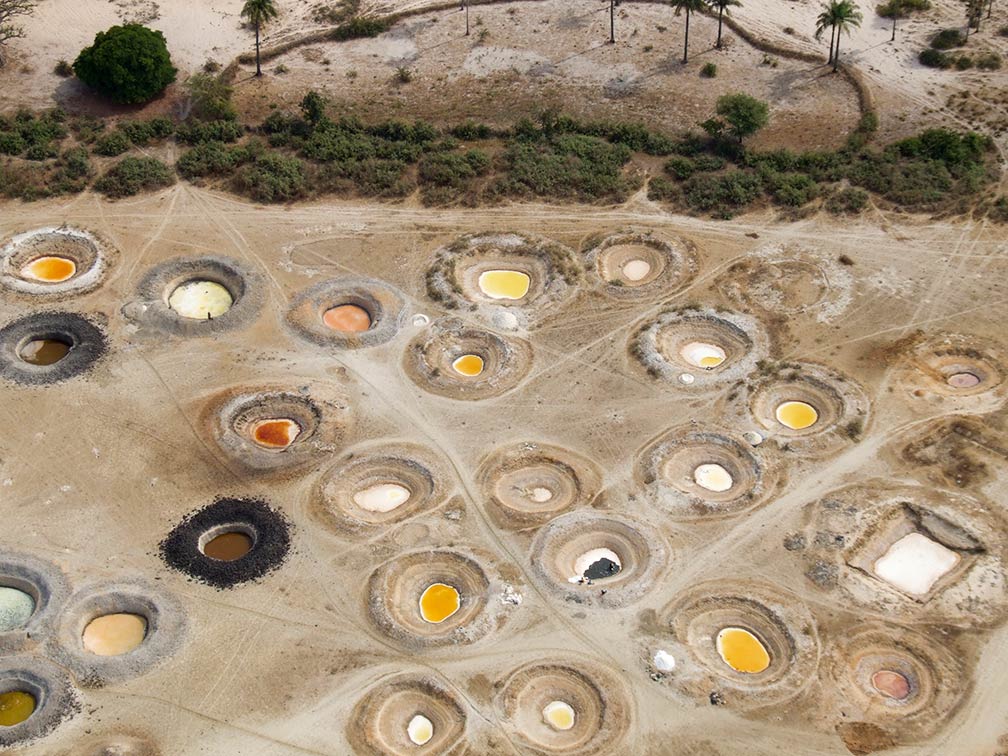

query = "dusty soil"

[
  {"left": 0, "top": 1, "right": 1006, "bottom": 755},
  {"left": 0, "top": 185, "right": 1003, "bottom": 755}
]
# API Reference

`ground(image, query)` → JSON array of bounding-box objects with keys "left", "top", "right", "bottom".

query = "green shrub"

[
  {"left": 418, "top": 150, "right": 490, "bottom": 187},
  {"left": 176, "top": 119, "right": 244, "bottom": 145},
  {"left": 48, "top": 147, "right": 94, "bottom": 194},
  {"left": 451, "top": 121, "right": 493, "bottom": 140},
  {"left": 54, "top": 59, "right": 74, "bottom": 77},
  {"left": 683, "top": 170, "right": 763, "bottom": 216},
  {"left": 700, "top": 62, "right": 717, "bottom": 78},
  {"left": 877, "top": 0, "right": 929, "bottom": 16},
  {"left": 0, "top": 131, "right": 27, "bottom": 155},
  {"left": 825, "top": 187, "right": 869, "bottom": 214},
  {"left": 648, "top": 175, "right": 681, "bottom": 202},
  {"left": 954, "top": 54, "right": 973, "bottom": 70},
  {"left": 176, "top": 141, "right": 252, "bottom": 178},
  {"left": 94, "top": 130, "right": 131, "bottom": 156},
  {"left": 919, "top": 48, "right": 951, "bottom": 68},
  {"left": 94, "top": 156, "right": 175, "bottom": 197},
  {"left": 24, "top": 142, "right": 59, "bottom": 161},
  {"left": 233, "top": 153, "right": 306, "bottom": 202},
  {"left": 665, "top": 156, "right": 695, "bottom": 180},
  {"left": 976, "top": 52, "right": 1002, "bottom": 70},
  {"left": 120, "top": 117, "right": 174, "bottom": 145},
  {"left": 931, "top": 28, "right": 966, "bottom": 49},
  {"left": 69, "top": 116, "right": 105, "bottom": 143},
  {"left": 332, "top": 16, "right": 390, "bottom": 40},
  {"left": 766, "top": 171, "right": 820, "bottom": 206},
  {"left": 185, "top": 73, "right": 237, "bottom": 121},
  {"left": 73, "top": 25, "right": 177, "bottom": 104}
]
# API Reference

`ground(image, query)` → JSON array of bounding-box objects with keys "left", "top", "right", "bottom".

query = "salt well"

[
  {"left": 451, "top": 354, "right": 484, "bottom": 377},
  {"left": 81, "top": 613, "right": 147, "bottom": 656},
  {"left": 0, "top": 588, "right": 34, "bottom": 632},
  {"left": 20, "top": 257, "right": 76, "bottom": 283},
  {"left": 406, "top": 714, "right": 434, "bottom": 745},
  {"left": 352, "top": 483, "right": 411, "bottom": 513},
  {"left": 680, "top": 342, "right": 726, "bottom": 369},
  {"left": 542, "top": 700, "right": 575, "bottom": 731},
  {"left": 202, "top": 531, "right": 253, "bottom": 562},
  {"left": 693, "top": 463, "right": 734, "bottom": 493},
  {"left": 569, "top": 548, "right": 622, "bottom": 583},
  {"left": 168, "top": 281, "right": 233, "bottom": 319},
  {"left": 419, "top": 583, "right": 460, "bottom": 624},
  {"left": 621, "top": 259, "right": 651, "bottom": 282},
  {"left": 0, "top": 690, "right": 35, "bottom": 726},
  {"left": 478, "top": 270, "right": 530, "bottom": 300},
  {"left": 250, "top": 419, "right": 301, "bottom": 449},
  {"left": 322, "top": 304, "right": 371, "bottom": 333},
  {"left": 872, "top": 532, "right": 960, "bottom": 596},
  {"left": 871, "top": 669, "right": 911, "bottom": 700},
  {"left": 19, "top": 338, "right": 71, "bottom": 366},
  {"left": 716, "top": 627, "right": 771, "bottom": 674},
  {"left": 775, "top": 400, "right": 819, "bottom": 430},
  {"left": 946, "top": 372, "right": 981, "bottom": 389}
]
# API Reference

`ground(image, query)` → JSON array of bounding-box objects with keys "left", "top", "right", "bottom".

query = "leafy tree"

[
  {"left": 674, "top": 0, "right": 706, "bottom": 63},
  {"left": 715, "top": 93, "right": 770, "bottom": 142},
  {"left": 184, "top": 73, "right": 237, "bottom": 121},
  {"left": 0, "top": 0, "right": 38, "bottom": 66},
  {"left": 241, "top": 0, "right": 280, "bottom": 77},
  {"left": 73, "top": 25, "right": 176, "bottom": 104},
  {"left": 300, "top": 90, "right": 327, "bottom": 126},
  {"left": 708, "top": 0, "right": 741, "bottom": 49}
]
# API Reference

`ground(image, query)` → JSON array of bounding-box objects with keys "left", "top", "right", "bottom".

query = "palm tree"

[
  {"left": 674, "top": 0, "right": 706, "bottom": 64},
  {"left": 708, "top": 0, "right": 741, "bottom": 49},
  {"left": 831, "top": 0, "right": 861, "bottom": 72},
  {"left": 815, "top": 1, "right": 841, "bottom": 64},
  {"left": 886, "top": 0, "right": 903, "bottom": 41},
  {"left": 965, "top": 0, "right": 983, "bottom": 34},
  {"left": 241, "top": 0, "right": 280, "bottom": 77}
]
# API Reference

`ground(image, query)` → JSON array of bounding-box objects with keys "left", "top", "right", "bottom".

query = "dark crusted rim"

[
  {"left": 0, "top": 311, "right": 107, "bottom": 386},
  {"left": 159, "top": 497, "right": 292, "bottom": 589}
]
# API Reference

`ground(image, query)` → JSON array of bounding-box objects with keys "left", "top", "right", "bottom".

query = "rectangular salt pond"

[{"left": 872, "top": 532, "right": 960, "bottom": 596}]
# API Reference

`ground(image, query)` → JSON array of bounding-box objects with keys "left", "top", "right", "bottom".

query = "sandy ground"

[{"left": 0, "top": 185, "right": 1004, "bottom": 755}]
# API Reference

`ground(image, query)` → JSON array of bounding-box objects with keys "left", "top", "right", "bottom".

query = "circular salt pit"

[
  {"left": 366, "top": 550, "right": 494, "bottom": 649},
  {"left": 585, "top": 230, "right": 696, "bottom": 300},
  {"left": 0, "top": 312, "right": 107, "bottom": 386},
  {"left": 82, "top": 613, "right": 147, "bottom": 656},
  {"left": 18, "top": 337, "right": 72, "bottom": 366},
  {"left": 407, "top": 714, "right": 434, "bottom": 745},
  {"left": 348, "top": 674, "right": 466, "bottom": 755},
  {"left": 530, "top": 513, "right": 665, "bottom": 607},
  {"left": 497, "top": 659, "right": 629, "bottom": 755},
  {"left": 308, "top": 444, "right": 446, "bottom": 536},
  {"left": 21, "top": 257, "right": 76, "bottom": 283},
  {"left": 680, "top": 342, "right": 726, "bottom": 369},
  {"left": 775, "top": 400, "right": 819, "bottom": 430},
  {"left": 0, "top": 554, "right": 68, "bottom": 654},
  {"left": 425, "top": 233, "right": 580, "bottom": 322},
  {"left": 0, "top": 690, "right": 35, "bottom": 726},
  {"left": 631, "top": 308, "right": 767, "bottom": 388},
  {"left": 543, "top": 700, "right": 576, "bottom": 731},
  {"left": 635, "top": 426, "right": 777, "bottom": 519},
  {"left": 478, "top": 442, "right": 603, "bottom": 530},
  {"left": 419, "top": 583, "right": 460, "bottom": 624},
  {"left": 693, "top": 463, "right": 734, "bottom": 493},
  {"left": 1, "top": 227, "right": 112, "bottom": 297},
  {"left": 659, "top": 581, "right": 819, "bottom": 709},
  {"left": 123, "top": 256, "right": 264, "bottom": 338},
  {"left": 715, "top": 249, "right": 853, "bottom": 321},
  {"left": 200, "top": 530, "right": 254, "bottom": 561},
  {"left": 946, "top": 371, "right": 981, "bottom": 389},
  {"left": 353, "top": 483, "right": 411, "bottom": 513},
  {"left": 322, "top": 304, "right": 372, "bottom": 333},
  {"left": 0, "top": 588, "right": 34, "bottom": 633},
  {"left": 206, "top": 388, "right": 346, "bottom": 475},
  {"left": 52, "top": 579, "right": 186, "bottom": 686},
  {"left": 160, "top": 498, "right": 291, "bottom": 589},
  {"left": 287, "top": 277, "right": 406, "bottom": 350},
  {"left": 742, "top": 363, "right": 868, "bottom": 454},
  {"left": 403, "top": 319, "right": 533, "bottom": 401},
  {"left": 478, "top": 269, "right": 531, "bottom": 300},
  {"left": 250, "top": 418, "right": 301, "bottom": 450},
  {"left": 716, "top": 627, "right": 771, "bottom": 674},
  {"left": 0, "top": 658, "right": 79, "bottom": 747},
  {"left": 167, "top": 280, "right": 233, "bottom": 320},
  {"left": 452, "top": 353, "right": 484, "bottom": 377},
  {"left": 827, "top": 622, "right": 965, "bottom": 736}
]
